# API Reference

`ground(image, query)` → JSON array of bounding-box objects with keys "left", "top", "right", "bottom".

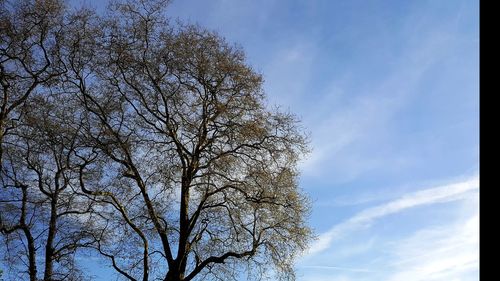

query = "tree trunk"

[
  {"left": 43, "top": 194, "right": 58, "bottom": 281},
  {"left": 22, "top": 226, "right": 37, "bottom": 281},
  {"left": 20, "top": 186, "right": 37, "bottom": 281},
  {"left": 164, "top": 269, "right": 182, "bottom": 281},
  {"left": 0, "top": 119, "right": 5, "bottom": 167}
]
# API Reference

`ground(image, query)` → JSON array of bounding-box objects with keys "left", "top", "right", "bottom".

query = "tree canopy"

[{"left": 0, "top": 1, "right": 312, "bottom": 280}]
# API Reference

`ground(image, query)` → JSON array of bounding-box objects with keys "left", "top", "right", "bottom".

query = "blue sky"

[{"left": 78, "top": 0, "right": 479, "bottom": 280}]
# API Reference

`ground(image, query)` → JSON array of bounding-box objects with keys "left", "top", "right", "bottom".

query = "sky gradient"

[{"left": 77, "top": 0, "right": 479, "bottom": 280}]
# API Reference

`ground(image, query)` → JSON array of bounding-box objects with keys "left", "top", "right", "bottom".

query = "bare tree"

[
  {"left": 69, "top": 1, "right": 312, "bottom": 280},
  {"left": 0, "top": 2, "right": 103, "bottom": 280},
  {"left": 0, "top": 0, "right": 66, "bottom": 165},
  {"left": 1, "top": 1, "right": 313, "bottom": 280},
  {"left": 0, "top": 92, "right": 99, "bottom": 281}
]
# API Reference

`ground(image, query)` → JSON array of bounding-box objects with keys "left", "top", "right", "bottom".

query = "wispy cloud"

[
  {"left": 300, "top": 265, "right": 376, "bottom": 273},
  {"left": 298, "top": 209, "right": 478, "bottom": 281},
  {"left": 385, "top": 212, "right": 479, "bottom": 281},
  {"left": 303, "top": 175, "right": 479, "bottom": 257},
  {"left": 295, "top": 2, "right": 474, "bottom": 182}
]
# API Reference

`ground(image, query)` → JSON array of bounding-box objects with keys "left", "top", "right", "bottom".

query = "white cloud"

[
  {"left": 298, "top": 94, "right": 400, "bottom": 178},
  {"left": 385, "top": 207, "right": 478, "bottom": 281},
  {"left": 297, "top": 175, "right": 479, "bottom": 281},
  {"left": 301, "top": 265, "right": 375, "bottom": 273},
  {"left": 303, "top": 175, "right": 479, "bottom": 257}
]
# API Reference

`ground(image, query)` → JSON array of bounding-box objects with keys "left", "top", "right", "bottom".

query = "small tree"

[
  {"left": 0, "top": 0, "right": 66, "bottom": 165},
  {"left": 0, "top": 1, "right": 91, "bottom": 280},
  {"left": 0, "top": 92, "right": 98, "bottom": 281}
]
